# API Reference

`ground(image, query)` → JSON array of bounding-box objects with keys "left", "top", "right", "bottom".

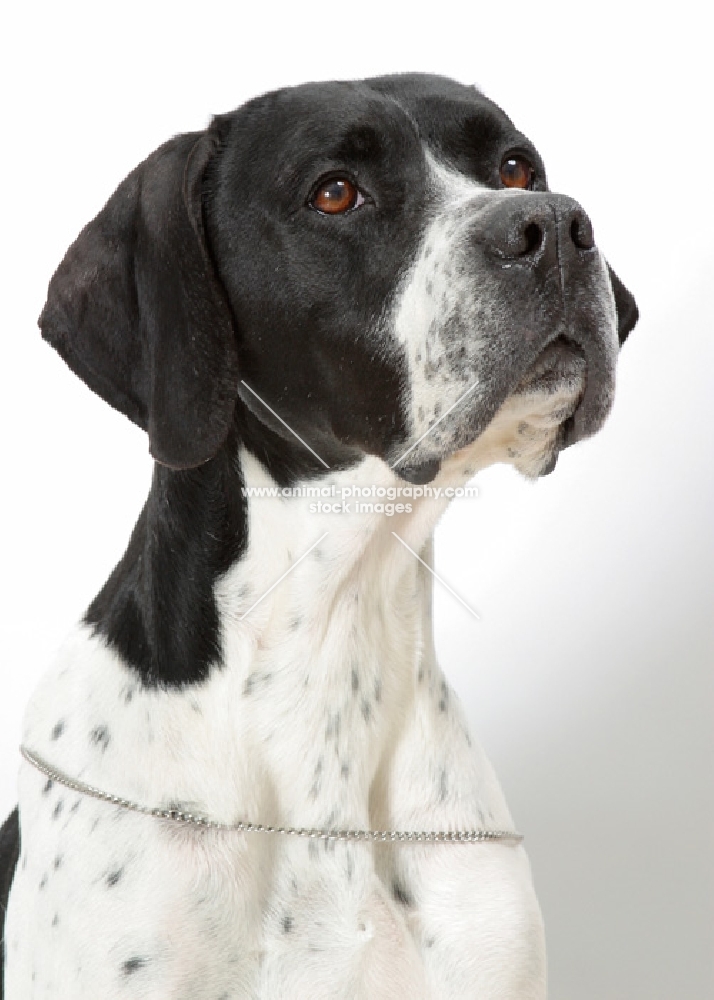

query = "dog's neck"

[
  {"left": 220, "top": 447, "right": 448, "bottom": 667},
  {"left": 200, "top": 447, "right": 471, "bottom": 828},
  {"left": 44, "top": 412, "right": 523, "bottom": 824}
]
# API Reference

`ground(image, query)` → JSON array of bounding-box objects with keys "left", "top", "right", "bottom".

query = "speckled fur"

[
  {"left": 6, "top": 438, "right": 558, "bottom": 1000},
  {"left": 3, "top": 73, "right": 634, "bottom": 999},
  {"left": 392, "top": 155, "right": 617, "bottom": 476}
]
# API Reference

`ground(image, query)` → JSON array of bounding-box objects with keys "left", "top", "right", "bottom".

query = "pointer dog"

[{"left": 1, "top": 73, "right": 637, "bottom": 999}]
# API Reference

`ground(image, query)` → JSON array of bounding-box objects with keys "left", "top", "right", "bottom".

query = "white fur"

[
  {"left": 6, "top": 437, "right": 548, "bottom": 999},
  {"left": 393, "top": 155, "right": 522, "bottom": 450}
]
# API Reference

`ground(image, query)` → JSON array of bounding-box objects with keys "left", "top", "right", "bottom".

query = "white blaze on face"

[
  {"left": 390, "top": 152, "right": 529, "bottom": 461},
  {"left": 389, "top": 149, "right": 619, "bottom": 480}
]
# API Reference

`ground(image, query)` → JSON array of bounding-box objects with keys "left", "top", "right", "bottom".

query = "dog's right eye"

[{"left": 309, "top": 177, "right": 365, "bottom": 215}]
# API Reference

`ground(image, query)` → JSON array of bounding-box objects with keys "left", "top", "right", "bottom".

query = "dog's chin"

[
  {"left": 508, "top": 335, "right": 587, "bottom": 478},
  {"left": 513, "top": 335, "right": 587, "bottom": 399},
  {"left": 392, "top": 338, "right": 589, "bottom": 486}
]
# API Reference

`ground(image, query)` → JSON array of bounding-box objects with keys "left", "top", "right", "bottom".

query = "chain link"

[{"left": 20, "top": 745, "right": 523, "bottom": 845}]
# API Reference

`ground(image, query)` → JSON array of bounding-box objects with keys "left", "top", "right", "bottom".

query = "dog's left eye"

[
  {"left": 499, "top": 155, "right": 535, "bottom": 190},
  {"left": 310, "top": 177, "right": 365, "bottom": 215}
]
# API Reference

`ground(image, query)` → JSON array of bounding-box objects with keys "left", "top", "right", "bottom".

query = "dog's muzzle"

[
  {"left": 481, "top": 191, "right": 618, "bottom": 442},
  {"left": 394, "top": 190, "right": 619, "bottom": 485}
]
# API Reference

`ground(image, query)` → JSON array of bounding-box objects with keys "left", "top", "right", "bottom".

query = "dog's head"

[{"left": 40, "top": 73, "right": 637, "bottom": 483}]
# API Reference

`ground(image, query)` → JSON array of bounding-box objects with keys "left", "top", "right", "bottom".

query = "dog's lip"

[
  {"left": 393, "top": 458, "right": 442, "bottom": 485},
  {"left": 391, "top": 337, "right": 594, "bottom": 483},
  {"left": 513, "top": 335, "right": 587, "bottom": 395}
]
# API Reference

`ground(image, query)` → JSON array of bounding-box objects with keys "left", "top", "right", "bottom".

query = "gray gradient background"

[{"left": 1, "top": 3, "right": 712, "bottom": 998}]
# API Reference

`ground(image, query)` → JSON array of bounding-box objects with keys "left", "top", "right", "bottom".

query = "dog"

[{"left": 0, "top": 72, "right": 637, "bottom": 999}]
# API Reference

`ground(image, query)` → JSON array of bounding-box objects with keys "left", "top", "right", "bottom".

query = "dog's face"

[{"left": 40, "top": 73, "right": 637, "bottom": 482}]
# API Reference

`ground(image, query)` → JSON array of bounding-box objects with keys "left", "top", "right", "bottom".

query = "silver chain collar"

[{"left": 20, "top": 745, "right": 523, "bottom": 845}]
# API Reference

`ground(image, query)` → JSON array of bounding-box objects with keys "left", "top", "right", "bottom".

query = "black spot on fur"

[
  {"left": 42, "top": 779, "right": 54, "bottom": 795},
  {"left": 50, "top": 721, "right": 65, "bottom": 740},
  {"left": 53, "top": 855, "right": 63, "bottom": 870},
  {"left": 90, "top": 725, "right": 111, "bottom": 751},
  {"left": 52, "top": 913, "right": 60, "bottom": 928},
  {"left": 122, "top": 957, "right": 147, "bottom": 976},
  {"left": 52, "top": 800, "right": 64, "bottom": 820},
  {"left": 392, "top": 880, "right": 413, "bottom": 907},
  {"left": 39, "top": 874, "right": 48, "bottom": 889},
  {"left": 282, "top": 914, "right": 293, "bottom": 933},
  {"left": 439, "top": 680, "right": 449, "bottom": 713},
  {"left": 106, "top": 867, "right": 124, "bottom": 887}
]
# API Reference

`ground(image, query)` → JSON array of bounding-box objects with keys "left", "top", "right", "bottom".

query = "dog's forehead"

[
  {"left": 222, "top": 73, "right": 538, "bottom": 180},
  {"left": 225, "top": 80, "right": 415, "bottom": 160}
]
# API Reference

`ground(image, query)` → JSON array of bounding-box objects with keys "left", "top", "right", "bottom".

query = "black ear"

[
  {"left": 606, "top": 262, "right": 639, "bottom": 346},
  {"left": 39, "top": 129, "right": 239, "bottom": 469}
]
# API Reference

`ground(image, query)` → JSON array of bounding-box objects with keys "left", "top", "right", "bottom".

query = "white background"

[{"left": 1, "top": 3, "right": 712, "bottom": 998}]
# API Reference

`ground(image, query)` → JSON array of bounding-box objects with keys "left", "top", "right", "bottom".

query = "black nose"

[{"left": 481, "top": 193, "right": 595, "bottom": 262}]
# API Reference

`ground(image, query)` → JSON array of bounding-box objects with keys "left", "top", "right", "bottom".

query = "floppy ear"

[
  {"left": 38, "top": 129, "right": 239, "bottom": 469},
  {"left": 606, "top": 262, "right": 639, "bottom": 346}
]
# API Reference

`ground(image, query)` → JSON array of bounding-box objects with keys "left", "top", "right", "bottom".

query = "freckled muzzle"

[{"left": 392, "top": 189, "right": 620, "bottom": 483}]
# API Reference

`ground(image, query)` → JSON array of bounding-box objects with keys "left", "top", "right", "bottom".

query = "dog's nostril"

[
  {"left": 570, "top": 213, "right": 595, "bottom": 250},
  {"left": 521, "top": 222, "right": 543, "bottom": 257}
]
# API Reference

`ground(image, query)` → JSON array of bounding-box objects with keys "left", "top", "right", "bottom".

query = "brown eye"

[
  {"left": 499, "top": 155, "right": 535, "bottom": 190},
  {"left": 310, "top": 177, "right": 364, "bottom": 214}
]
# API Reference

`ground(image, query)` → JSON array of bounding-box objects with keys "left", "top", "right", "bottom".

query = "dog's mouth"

[
  {"left": 394, "top": 336, "right": 589, "bottom": 485},
  {"left": 513, "top": 335, "right": 587, "bottom": 398},
  {"left": 512, "top": 335, "right": 588, "bottom": 476}
]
